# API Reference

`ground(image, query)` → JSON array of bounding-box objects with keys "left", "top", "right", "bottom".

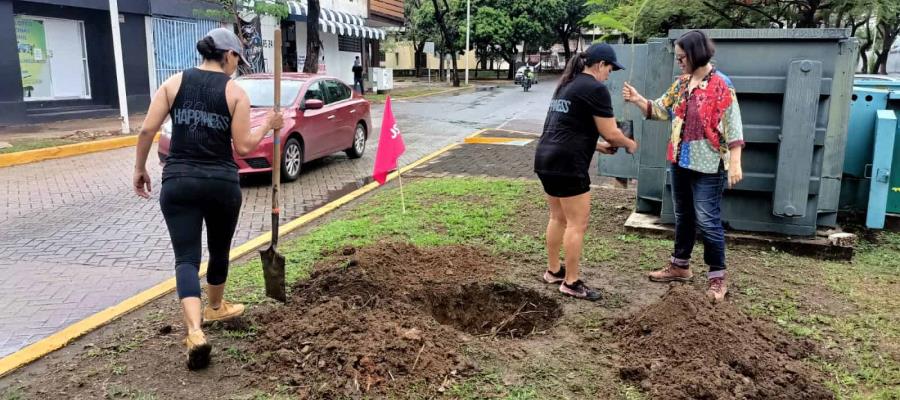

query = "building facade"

[
  {"left": 0, "top": 0, "right": 154, "bottom": 124},
  {"left": 0, "top": 0, "right": 401, "bottom": 126}
]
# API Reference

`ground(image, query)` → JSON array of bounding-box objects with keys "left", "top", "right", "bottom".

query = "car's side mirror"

[{"left": 301, "top": 99, "right": 324, "bottom": 111}]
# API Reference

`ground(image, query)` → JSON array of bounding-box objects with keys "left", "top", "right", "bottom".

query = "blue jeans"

[{"left": 670, "top": 164, "right": 726, "bottom": 277}]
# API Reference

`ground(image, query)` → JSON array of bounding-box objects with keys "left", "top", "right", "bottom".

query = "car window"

[
  {"left": 304, "top": 81, "right": 326, "bottom": 103},
  {"left": 323, "top": 80, "right": 351, "bottom": 104},
  {"left": 235, "top": 78, "right": 303, "bottom": 107}
]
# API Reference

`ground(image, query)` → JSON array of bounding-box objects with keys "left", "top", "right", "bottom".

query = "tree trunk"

[
  {"left": 438, "top": 51, "right": 445, "bottom": 81},
  {"left": 430, "top": 0, "right": 459, "bottom": 86},
  {"left": 874, "top": 22, "right": 900, "bottom": 74},
  {"left": 797, "top": 5, "right": 817, "bottom": 28},
  {"left": 561, "top": 33, "right": 572, "bottom": 62},
  {"left": 873, "top": 49, "right": 890, "bottom": 75},
  {"left": 303, "top": 0, "right": 322, "bottom": 74},
  {"left": 860, "top": 41, "right": 872, "bottom": 73},
  {"left": 450, "top": 52, "right": 460, "bottom": 86},
  {"left": 505, "top": 55, "right": 515, "bottom": 79},
  {"left": 414, "top": 39, "right": 426, "bottom": 77}
]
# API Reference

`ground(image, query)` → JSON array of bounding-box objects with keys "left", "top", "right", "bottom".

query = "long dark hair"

[{"left": 555, "top": 53, "right": 602, "bottom": 95}]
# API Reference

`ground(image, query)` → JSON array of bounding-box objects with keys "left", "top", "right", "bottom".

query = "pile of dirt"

[
  {"left": 250, "top": 242, "right": 562, "bottom": 397},
  {"left": 615, "top": 285, "right": 832, "bottom": 400}
]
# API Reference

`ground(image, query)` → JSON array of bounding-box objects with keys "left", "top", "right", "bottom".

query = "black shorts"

[{"left": 537, "top": 174, "right": 591, "bottom": 198}]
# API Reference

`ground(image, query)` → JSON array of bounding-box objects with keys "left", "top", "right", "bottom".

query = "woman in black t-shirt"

[
  {"left": 133, "top": 28, "right": 282, "bottom": 370},
  {"left": 534, "top": 43, "right": 637, "bottom": 301}
]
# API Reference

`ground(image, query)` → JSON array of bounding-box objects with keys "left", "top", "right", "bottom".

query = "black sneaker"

[
  {"left": 542, "top": 265, "right": 566, "bottom": 284},
  {"left": 559, "top": 280, "right": 602, "bottom": 301}
]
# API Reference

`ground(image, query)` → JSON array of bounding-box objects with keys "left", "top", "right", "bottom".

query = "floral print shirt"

[{"left": 647, "top": 68, "right": 745, "bottom": 174}]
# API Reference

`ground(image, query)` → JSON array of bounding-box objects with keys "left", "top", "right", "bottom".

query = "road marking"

[
  {"left": 497, "top": 109, "right": 527, "bottom": 130},
  {"left": 0, "top": 133, "right": 159, "bottom": 168},
  {"left": 0, "top": 140, "right": 460, "bottom": 378},
  {"left": 464, "top": 137, "right": 533, "bottom": 146}
]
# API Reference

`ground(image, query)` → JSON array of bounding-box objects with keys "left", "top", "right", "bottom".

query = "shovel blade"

[{"left": 259, "top": 246, "right": 286, "bottom": 302}]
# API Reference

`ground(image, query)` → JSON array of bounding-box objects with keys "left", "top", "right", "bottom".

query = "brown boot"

[
  {"left": 184, "top": 329, "right": 211, "bottom": 370},
  {"left": 648, "top": 263, "right": 693, "bottom": 282},
  {"left": 706, "top": 277, "right": 727, "bottom": 302},
  {"left": 203, "top": 300, "right": 245, "bottom": 323}
]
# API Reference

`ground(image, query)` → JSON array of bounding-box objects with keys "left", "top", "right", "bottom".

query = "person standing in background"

[{"left": 352, "top": 56, "right": 365, "bottom": 93}]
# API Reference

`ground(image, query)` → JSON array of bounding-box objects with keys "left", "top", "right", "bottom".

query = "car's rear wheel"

[
  {"left": 345, "top": 122, "right": 366, "bottom": 159},
  {"left": 282, "top": 137, "right": 303, "bottom": 182}
]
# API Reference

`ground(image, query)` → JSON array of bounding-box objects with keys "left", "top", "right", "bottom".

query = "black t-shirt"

[
  {"left": 534, "top": 73, "right": 614, "bottom": 178},
  {"left": 162, "top": 68, "right": 238, "bottom": 183},
  {"left": 352, "top": 65, "right": 363, "bottom": 79}
]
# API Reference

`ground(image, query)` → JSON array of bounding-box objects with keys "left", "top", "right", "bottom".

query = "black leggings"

[{"left": 160, "top": 177, "right": 242, "bottom": 299}]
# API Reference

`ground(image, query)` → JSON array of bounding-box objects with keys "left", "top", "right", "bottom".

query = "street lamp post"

[
  {"left": 465, "top": 0, "right": 470, "bottom": 85},
  {"left": 108, "top": 0, "right": 129, "bottom": 134}
]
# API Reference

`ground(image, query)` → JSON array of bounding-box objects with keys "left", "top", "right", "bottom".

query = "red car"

[{"left": 158, "top": 73, "right": 371, "bottom": 182}]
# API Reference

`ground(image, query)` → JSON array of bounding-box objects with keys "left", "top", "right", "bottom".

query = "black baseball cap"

[{"left": 584, "top": 43, "right": 624, "bottom": 71}]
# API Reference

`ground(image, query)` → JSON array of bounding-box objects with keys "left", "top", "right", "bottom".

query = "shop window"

[{"left": 338, "top": 35, "right": 361, "bottom": 53}]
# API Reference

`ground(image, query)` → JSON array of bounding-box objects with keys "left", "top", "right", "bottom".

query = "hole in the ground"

[{"left": 426, "top": 283, "right": 561, "bottom": 338}]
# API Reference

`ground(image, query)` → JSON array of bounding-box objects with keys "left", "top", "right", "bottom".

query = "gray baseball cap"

[{"left": 206, "top": 28, "right": 248, "bottom": 65}]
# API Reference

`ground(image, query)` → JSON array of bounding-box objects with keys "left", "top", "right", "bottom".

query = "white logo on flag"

[{"left": 390, "top": 124, "right": 401, "bottom": 139}]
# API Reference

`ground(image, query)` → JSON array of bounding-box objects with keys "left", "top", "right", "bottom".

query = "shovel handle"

[{"left": 271, "top": 28, "right": 283, "bottom": 243}]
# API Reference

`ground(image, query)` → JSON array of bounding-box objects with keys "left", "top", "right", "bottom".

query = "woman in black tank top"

[{"left": 133, "top": 28, "right": 282, "bottom": 370}]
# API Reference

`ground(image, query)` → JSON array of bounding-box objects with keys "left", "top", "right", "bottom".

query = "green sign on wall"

[{"left": 15, "top": 16, "right": 52, "bottom": 99}]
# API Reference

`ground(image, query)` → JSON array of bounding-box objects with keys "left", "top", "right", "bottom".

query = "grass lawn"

[
  {"left": 1, "top": 177, "right": 898, "bottom": 399},
  {"left": 0, "top": 137, "right": 80, "bottom": 154}
]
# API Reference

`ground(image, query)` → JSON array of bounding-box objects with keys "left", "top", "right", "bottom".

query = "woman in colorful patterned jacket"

[{"left": 621, "top": 30, "right": 744, "bottom": 302}]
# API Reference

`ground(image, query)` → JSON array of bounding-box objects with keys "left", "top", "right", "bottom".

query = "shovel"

[{"left": 260, "top": 28, "right": 286, "bottom": 302}]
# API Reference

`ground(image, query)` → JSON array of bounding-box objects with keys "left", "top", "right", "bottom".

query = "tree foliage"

[
  {"left": 585, "top": 0, "right": 900, "bottom": 73},
  {"left": 197, "top": 0, "right": 329, "bottom": 74}
]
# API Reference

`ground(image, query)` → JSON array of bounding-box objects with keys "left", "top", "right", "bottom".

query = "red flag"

[{"left": 372, "top": 96, "right": 406, "bottom": 184}]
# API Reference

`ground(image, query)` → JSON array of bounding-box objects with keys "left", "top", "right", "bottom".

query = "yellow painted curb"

[
  {"left": 464, "top": 137, "right": 533, "bottom": 144},
  {"left": 0, "top": 133, "right": 159, "bottom": 168},
  {"left": 465, "top": 128, "right": 488, "bottom": 139},
  {"left": 0, "top": 140, "right": 461, "bottom": 378}
]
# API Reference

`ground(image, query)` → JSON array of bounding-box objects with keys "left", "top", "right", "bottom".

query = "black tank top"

[{"left": 162, "top": 68, "right": 238, "bottom": 183}]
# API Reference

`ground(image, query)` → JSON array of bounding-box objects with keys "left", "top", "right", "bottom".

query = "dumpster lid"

[{"left": 668, "top": 29, "right": 850, "bottom": 40}]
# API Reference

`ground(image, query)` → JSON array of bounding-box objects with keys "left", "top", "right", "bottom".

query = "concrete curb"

[
  {"left": 0, "top": 133, "right": 159, "bottom": 168},
  {"left": 0, "top": 139, "right": 461, "bottom": 378}
]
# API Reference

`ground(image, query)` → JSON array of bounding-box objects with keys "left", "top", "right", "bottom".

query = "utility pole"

[{"left": 108, "top": 0, "right": 129, "bottom": 134}]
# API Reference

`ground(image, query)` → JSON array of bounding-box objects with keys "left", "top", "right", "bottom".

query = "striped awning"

[{"left": 287, "top": 1, "right": 386, "bottom": 40}]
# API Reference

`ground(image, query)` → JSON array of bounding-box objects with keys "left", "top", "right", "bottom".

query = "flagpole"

[{"left": 397, "top": 168, "right": 407, "bottom": 214}]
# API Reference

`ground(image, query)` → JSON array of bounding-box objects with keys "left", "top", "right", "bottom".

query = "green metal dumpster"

[{"left": 599, "top": 29, "right": 859, "bottom": 236}]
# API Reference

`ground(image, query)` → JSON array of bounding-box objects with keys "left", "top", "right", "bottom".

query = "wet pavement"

[{"left": 0, "top": 80, "right": 557, "bottom": 357}]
